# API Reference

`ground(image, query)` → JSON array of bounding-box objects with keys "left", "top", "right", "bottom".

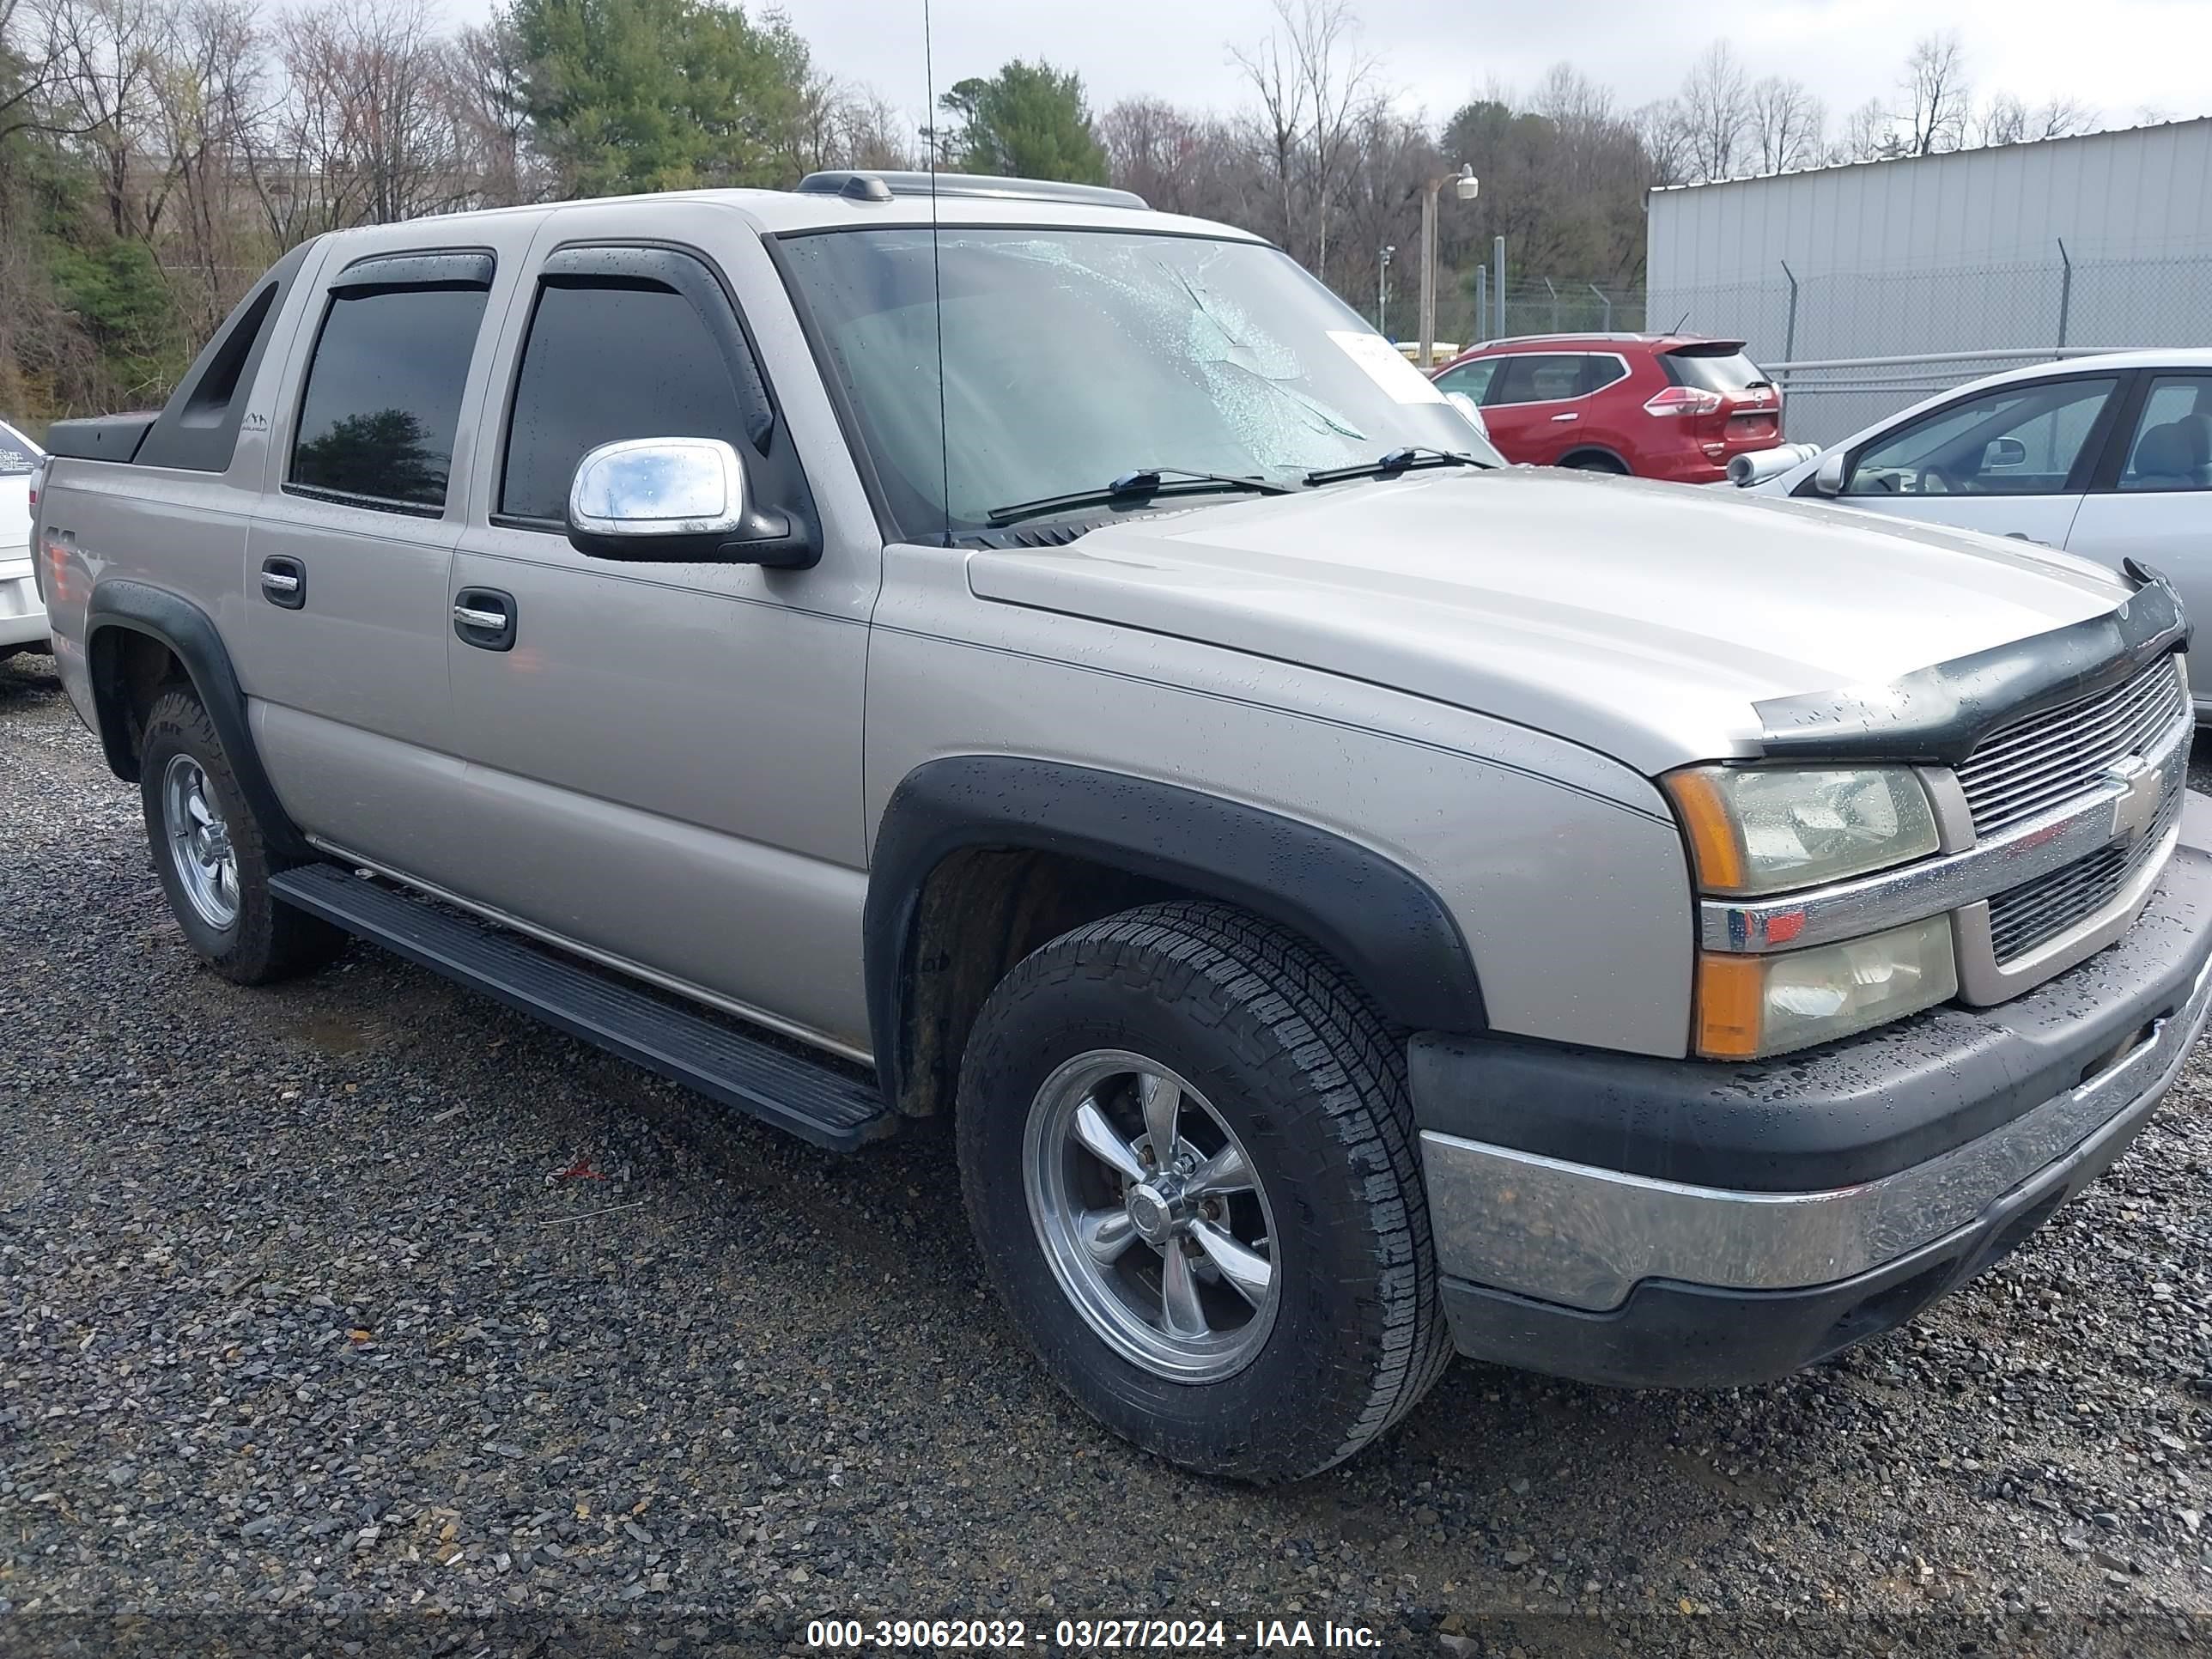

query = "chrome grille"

[
  {"left": 1986, "top": 772, "right": 2182, "bottom": 963},
  {"left": 1954, "top": 655, "right": 2187, "bottom": 837}
]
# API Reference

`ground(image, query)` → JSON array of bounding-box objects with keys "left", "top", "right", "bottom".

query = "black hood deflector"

[{"left": 1752, "top": 569, "right": 2189, "bottom": 766}]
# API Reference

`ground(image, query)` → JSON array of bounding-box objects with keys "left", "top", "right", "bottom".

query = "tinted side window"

[
  {"left": 1483, "top": 357, "right": 1532, "bottom": 405},
  {"left": 2118, "top": 374, "right": 2212, "bottom": 492},
  {"left": 289, "top": 286, "right": 489, "bottom": 513},
  {"left": 1844, "top": 378, "right": 2117, "bottom": 498},
  {"left": 1577, "top": 355, "right": 1627, "bottom": 395},
  {"left": 1433, "top": 359, "right": 1499, "bottom": 403},
  {"left": 501, "top": 283, "right": 756, "bottom": 524},
  {"left": 1492, "top": 355, "right": 1583, "bottom": 404}
]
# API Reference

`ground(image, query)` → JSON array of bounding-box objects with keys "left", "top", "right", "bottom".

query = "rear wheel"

[
  {"left": 957, "top": 901, "right": 1450, "bottom": 1481},
  {"left": 139, "top": 685, "right": 345, "bottom": 984},
  {"left": 1562, "top": 452, "right": 1628, "bottom": 474}
]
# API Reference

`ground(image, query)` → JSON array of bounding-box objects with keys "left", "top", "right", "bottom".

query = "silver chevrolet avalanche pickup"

[{"left": 32, "top": 173, "right": 2212, "bottom": 1481}]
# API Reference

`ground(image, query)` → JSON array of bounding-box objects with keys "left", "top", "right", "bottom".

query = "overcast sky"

[{"left": 515, "top": 0, "right": 2206, "bottom": 137}]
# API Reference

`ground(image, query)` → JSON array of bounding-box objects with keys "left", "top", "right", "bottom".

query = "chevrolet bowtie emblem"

[{"left": 2107, "top": 754, "right": 2164, "bottom": 842}]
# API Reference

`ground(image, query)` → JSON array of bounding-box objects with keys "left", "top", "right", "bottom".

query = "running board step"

[{"left": 270, "top": 863, "right": 892, "bottom": 1152}]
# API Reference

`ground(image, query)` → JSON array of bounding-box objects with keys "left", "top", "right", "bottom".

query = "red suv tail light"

[{"left": 1643, "top": 386, "right": 1723, "bottom": 417}]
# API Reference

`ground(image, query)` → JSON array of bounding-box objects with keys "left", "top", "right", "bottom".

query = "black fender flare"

[
  {"left": 864, "top": 755, "right": 1486, "bottom": 1107},
  {"left": 84, "top": 580, "right": 312, "bottom": 860}
]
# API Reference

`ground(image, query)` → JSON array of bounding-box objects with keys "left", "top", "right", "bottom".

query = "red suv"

[{"left": 1429, "top": 333, "right": 1783, "bottom": 483}]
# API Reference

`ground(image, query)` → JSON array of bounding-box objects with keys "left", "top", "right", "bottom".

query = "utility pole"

[
  {"left": 1378, "top": 244, "right": 1394, "bottom": 337},
  {"left": 1418, "top": 165, "right": 1478, "bottom": 368}
]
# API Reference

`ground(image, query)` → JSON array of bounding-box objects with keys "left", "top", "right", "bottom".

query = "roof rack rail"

[{"left": 795, "top": 171, "right": 1150, "bottom": 211}]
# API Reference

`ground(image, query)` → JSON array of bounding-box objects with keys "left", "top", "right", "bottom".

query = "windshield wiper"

[
  {"left": 986, "top": 467, "right": 1293, "bottom": 527},
  {"left": 1303, "top": 447, "right": 1490, "bottom": 487}
]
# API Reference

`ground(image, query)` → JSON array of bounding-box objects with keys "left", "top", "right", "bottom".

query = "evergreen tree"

[
  {"left": 510, "top": 0, "right": 810, "bottom": 196},
  {"left": 938, "top": 60, "right": 1108, "bottom": 185}
]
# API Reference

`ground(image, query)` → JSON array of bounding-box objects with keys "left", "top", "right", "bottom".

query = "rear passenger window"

[
  {"left": 289, "top": 287, "right": 489, "bottom": 514},
  {"left": 2118, "top": 375, "right": 2212, "bottom": 492},
  {"left": 1492, "top": 356, "right": 1585, "bottom": 405},
  {"left": 1577, "top": 356, "right": 1627, "bottom": 396},
  {"left": 500, "top": 282, "right": 757, "bottom": 525}
]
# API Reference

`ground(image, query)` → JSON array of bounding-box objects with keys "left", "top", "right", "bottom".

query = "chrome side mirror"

[
  {"left": 1812, "top": 450, "right": 1847, "bottom": 497},
  {"left": 568, "top": 436, "right": 747, "bottom": 547},
  {"left": 563, "top": 436, "right": 817, "bottom": 567}
]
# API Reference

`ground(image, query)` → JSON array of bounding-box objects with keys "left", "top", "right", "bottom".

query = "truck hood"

[{"left": 964, "top": 466, "right": 2132, "bottom": 773}]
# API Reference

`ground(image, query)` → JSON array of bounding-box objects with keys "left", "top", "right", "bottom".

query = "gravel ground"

[{"left": 2, "top": 647, "right": 2209, "bottom": 1658}]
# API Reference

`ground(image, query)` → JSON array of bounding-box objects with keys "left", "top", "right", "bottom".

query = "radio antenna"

[{"left": 924, "top": 0, "right": 951, "bottom": 546}]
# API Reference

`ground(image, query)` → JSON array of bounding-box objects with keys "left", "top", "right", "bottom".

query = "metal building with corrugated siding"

[{"left": 1645, "top": 118, "right": 2212, "bottom": 441}]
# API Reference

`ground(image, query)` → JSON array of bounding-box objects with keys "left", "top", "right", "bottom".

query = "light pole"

[
  {"left": 1418, "top": 163, "right": 1478, "bottom": 369},
  {"left": 1377, "top": 244, "right": 1394, "bottom": 337}
]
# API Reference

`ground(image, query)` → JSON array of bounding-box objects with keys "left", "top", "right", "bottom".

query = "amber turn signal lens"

[
  {"left": 1693, "top": 953, "right": 1766, "bottom": 1059},
  {"left": 1666, "top": 769, "right": 1747, "bottom": 893}
]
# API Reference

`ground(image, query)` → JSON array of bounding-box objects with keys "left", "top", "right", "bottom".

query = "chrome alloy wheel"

[
  {"left": 161, "top": 753, "right": 239, "bottom": 930},
  {"left": 1024, "top": 1049, "right": 1279, "bottom": 1381}
]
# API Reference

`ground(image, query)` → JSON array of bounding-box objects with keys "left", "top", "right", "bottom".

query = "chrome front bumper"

[{"left": 1422, "top": 930, "right": 2212, "bottom": 1316}]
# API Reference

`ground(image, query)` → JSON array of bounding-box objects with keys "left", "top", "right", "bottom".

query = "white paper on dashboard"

[{"left": 1326, "top": 330, "right": 1446, "bottom": 404}]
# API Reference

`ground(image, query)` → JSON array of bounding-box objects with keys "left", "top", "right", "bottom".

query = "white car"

[
  {"left": 0, "top": 418, "right": 45, "bottom": 660},
  {"left": 1747, "top": 350, "right": 2212, "bottom": 718}
]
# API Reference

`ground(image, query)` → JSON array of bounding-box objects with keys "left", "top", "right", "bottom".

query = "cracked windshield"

[{"left": 779, "top": 227, "right": 1499, "bottom": 538}]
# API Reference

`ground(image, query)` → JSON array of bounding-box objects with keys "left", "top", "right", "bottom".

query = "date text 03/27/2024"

[{"left": 803, "top": 1618, "right": 1384, "bottom": 1650}]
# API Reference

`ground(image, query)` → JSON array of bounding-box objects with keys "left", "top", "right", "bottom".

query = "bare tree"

[
  {"left": 0, "top": 0, "right": 69, "bottom": 141},
  {"left": 1634, "top": 96, "right": 1691, "bottom": 187},
  {"left": 1747, "top": 75, "right": 1823, "bottom": 174},
  {"left": 1980, "top": 90, "right": 2098, "bottom": 148},
  {"left": 1101, "top": 95, "right": 1210, "bottom": 214},
  {"left": 1832, "top": 95, "right": 1899, "bottom": 163},
  {"left": 452, "top": 7, "right": 536, "bottom": 206},
  {"left": 33, "top": 0, "right": 165, "bottom": 234},
  {"left": 1977, "top": 89, "right": 2026, "bottom": 147},
  {"left": 254, "top": 0, "right": 464, "bottom": 241},
  {"left": 1227, "top": 14, "right": 1308, "bottom": 258},
  {"left": 1283, "top": 0, "right": 1380, "bottom": 281},
  {"left": 144, "top": 0, "right": 267, "bottom": 327},
  {"left": 1677, "top": 40, "right": 1748, "bottom": 182},
  {"left": 769, "top": 74, "right": 912, "bottom": 179},
  {"left": 1529, "top": 62, "right": 1612, "bottom": 130},
  {"left": 1900, "top": 31, "right": 1971, "bottom": 155},
  {"left": 1329, "top": 100, "right": 1436, "bottom": 324},
  {"left": 2029, "top": 94, "right": 2095, "bottom": 142}
]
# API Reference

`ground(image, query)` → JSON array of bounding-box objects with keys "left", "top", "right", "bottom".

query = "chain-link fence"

[
  {"left": 1354, "top": 278, "right": 1646, "bottom": 359},
  {"left": 1650, "top": 249, "right": 2212, "bottom": 443},
  {"left": 1354, "top": 246, "right": 2212, "bottom": 444}
]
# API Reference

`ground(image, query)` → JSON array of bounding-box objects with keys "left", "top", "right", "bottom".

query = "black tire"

[
  {"left": 957, "top": 900, "right": 1452, "bottom": 1482},
  {"left": 1562, "top": 452, "right": 1628, "bottom": 474},
  {"left": 138, "top": 684, "right": 345, "bottom": 984}
]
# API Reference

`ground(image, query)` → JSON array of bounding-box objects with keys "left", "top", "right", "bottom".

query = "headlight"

[
  {"left": 1665, "top": 765, "right": 1940, "bottom": 896},
  {"left": 1696, "top": 915, "right": 1958, "bottom": 1058}
]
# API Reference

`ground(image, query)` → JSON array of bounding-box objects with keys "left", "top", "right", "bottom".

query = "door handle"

[
  {"left": 260, "top": 556, "right": 305, "bottom": 609},
  {"left": 453, "top": 587, "right": 518, "bottom": 652},
  {"left": 1550, "top": 412, "right": 1580, "bottom": 422}
]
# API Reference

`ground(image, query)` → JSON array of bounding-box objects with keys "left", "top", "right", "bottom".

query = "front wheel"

[{"left": 957, "top": 902, "right": 1450, "bottom": 1481}]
